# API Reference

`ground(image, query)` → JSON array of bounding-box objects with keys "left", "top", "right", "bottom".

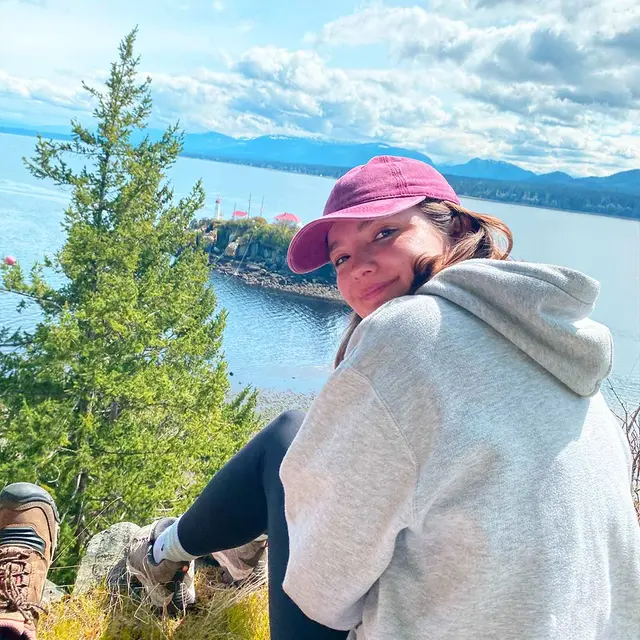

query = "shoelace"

[{"left": 0, "top": 549, "right": 46, "bottom": 623}]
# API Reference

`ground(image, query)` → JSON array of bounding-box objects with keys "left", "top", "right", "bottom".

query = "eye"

[
  {"left": 334, "top": 255, "right": 349, "bottom": 267},
  {"left": 374, "top": 227, "right": 396, "bottom": 241}
]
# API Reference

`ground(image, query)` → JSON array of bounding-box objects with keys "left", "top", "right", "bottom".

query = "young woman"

[{"left": 126, "top": 156, "right": 640, "bottom": 639}]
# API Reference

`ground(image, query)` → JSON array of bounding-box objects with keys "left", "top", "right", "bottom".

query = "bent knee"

[{"left": 263, "top": 410, "right": 305, "bottom": 450}]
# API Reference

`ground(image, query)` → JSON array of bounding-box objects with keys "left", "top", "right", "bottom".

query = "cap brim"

[{"left": 287, "top": 195, "right": 425, "bottom": 274}]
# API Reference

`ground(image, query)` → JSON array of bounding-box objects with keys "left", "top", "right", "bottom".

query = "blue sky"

[{"left": 0, "top": 0, "right": 639, "bottom": 176}]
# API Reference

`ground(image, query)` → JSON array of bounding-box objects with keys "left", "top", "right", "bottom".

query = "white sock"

[{"left": 152, "top": 517, "right": 199, "bottom": 564}]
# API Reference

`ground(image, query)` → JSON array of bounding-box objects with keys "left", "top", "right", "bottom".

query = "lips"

[{"left": 360, "top": 277, "right": 399, "bottom": 301}]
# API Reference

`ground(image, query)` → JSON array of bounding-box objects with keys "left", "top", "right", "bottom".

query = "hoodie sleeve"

[{"left": 280, "top": 365, "right": 417, "bottom": 631}]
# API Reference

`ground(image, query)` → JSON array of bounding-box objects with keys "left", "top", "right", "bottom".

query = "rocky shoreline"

[
  {"left": 211, "top": 257, "right": 347, "bottom": 305},
  {"left": 255, "top": 388, "right": 318, "bottom": 423}
]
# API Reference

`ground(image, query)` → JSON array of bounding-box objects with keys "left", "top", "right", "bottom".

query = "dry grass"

[{"left": 40, "top": 567, "right": 270, "bottom": 640}]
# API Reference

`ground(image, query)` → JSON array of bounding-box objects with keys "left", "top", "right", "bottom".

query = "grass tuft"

[{"left": 40, "top": 567, "right": 269, "bottom": 640}]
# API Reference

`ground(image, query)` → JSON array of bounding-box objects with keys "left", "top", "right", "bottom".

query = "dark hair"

[{"left": 334, "top": 199, "right": 513, "bottom": 367}]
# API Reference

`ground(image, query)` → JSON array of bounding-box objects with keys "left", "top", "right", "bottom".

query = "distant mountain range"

[
  {"left": 182, "top": 131, "right": 435, "bottom": 169},
  {"left": 440, "top": 158, "right": 536, "bottom": 182},
  {"left": 440, "top": 158, "right": 640, "bottom": 197},
  {"left": 1, "top": 124, "right": 638, "bottom": 212}
]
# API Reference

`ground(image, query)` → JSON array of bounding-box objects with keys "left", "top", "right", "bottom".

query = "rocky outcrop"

[
  {"left": 74, "top": 522, "right": 141, "bottom": 594},
  {"left": 211, "top": 258, "right": 346, "bottom": 304},
  {"left": 197, "top": 224, "right": 344, "bottom": 303},
  {"left": 43, "top": 579, "right": 65, "bottom": 603}
]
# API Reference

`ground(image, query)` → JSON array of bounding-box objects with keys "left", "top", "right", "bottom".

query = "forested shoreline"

[{"left": 181, "top": 153, "right": 640, "bottom": 220}]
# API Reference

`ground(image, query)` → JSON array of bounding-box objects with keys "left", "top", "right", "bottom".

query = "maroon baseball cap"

[{"left": 287, "top": 155, "right": 460, "bottom": 274}]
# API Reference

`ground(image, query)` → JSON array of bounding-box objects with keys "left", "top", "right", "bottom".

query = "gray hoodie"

[{"left": 280, "top": 259, "right": 640, "bottom": 639}]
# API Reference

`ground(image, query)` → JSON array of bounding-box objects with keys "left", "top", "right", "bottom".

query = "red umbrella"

[
  {"left": 274, "top": 212, "right": 301, "bottom": 223},
  {"left": 232, "top": 210, "right": 248, "bottom": 218}
]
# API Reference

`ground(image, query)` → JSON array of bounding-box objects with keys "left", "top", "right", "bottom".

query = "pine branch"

[{"left": 0, "top": 286, "right": 63, "bottom": 309}]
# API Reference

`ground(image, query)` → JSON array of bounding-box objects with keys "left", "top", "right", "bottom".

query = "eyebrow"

[{"left": 327, "top": 219, "right": 375, "bottom": 256}]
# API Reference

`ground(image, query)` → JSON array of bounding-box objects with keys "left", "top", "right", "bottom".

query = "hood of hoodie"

[{"left": 417, "top": 259, "right": 613, "bottom": 397}]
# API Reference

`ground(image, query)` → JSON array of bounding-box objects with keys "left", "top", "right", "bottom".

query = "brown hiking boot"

[
  {"left": 211, "top": 535, "right": 267, "bottom": 584},
  {"left": 125, "top": 518, "right": 195, "bottom": 613},
  {"left": 0, "top": 483, "right": 59, "bottom": 640}
]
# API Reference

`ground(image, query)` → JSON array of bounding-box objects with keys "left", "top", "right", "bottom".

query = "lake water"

[{"left": 1, "top": 132, "right": 639, "bottom": 404}]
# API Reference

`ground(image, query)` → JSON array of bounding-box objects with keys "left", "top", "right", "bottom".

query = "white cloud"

[
  {"left": 307, "top": 6, "right": 478, "bottom": 63},
  {"left": 149, "top": 49, "right": 454, "bottom": 146},
  {"left": 212, "top": 0, "right": 224, "bottom": 12},
  {"left": 0, "top": 70, "right": 91, "bottom": 110},
  {"left": 1, "top": 0, "right": 638, "bottom": 176},
  {"left": 299, "top": 2, "right": 640, "bottom": 174}
]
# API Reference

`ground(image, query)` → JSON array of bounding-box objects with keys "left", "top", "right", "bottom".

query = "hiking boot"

[
  {"left": 125, "top": 518, "right": 195, "bottom": 613},
  {"left": 0, "top": 483, "right": 59, "bottom": 640},
  {"left": 212, "top": 535, "right": 268, "bottom": 584}
]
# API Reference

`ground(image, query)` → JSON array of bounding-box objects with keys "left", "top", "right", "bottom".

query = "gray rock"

[
  {"left": 201, "top": 232, "right": 217, "bottom": 246},
  {"left": 42, "top": 579, "right": 65, "bottom": 603},
  {"left": 105, "top": 556, "right": 135, "bottom": 596},
  {"left": 224, "top": 241, "right": 238, "bottom": 257},
  {"left": 74, "top": 522, "right": 141, "bottom": 595}
]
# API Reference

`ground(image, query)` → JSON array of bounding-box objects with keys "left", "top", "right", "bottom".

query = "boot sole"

[{"left": 0, "top": 483, "right": 60, "bottom": 523}]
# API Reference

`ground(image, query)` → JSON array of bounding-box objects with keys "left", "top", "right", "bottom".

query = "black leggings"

[{"left": 177, "top": 410, "right": 350, "bottom": 640}]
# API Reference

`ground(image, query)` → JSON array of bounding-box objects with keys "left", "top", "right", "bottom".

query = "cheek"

[
  {"left": 414, "top": 229, "right": 446, "bottom": 256},
  {"left": 336, "top": 273, "right": 369, "bottom": 315},
  {"left": 402, "top": 232, "right": 444, "bottom": 272},
  {"left": 383, "top": 243, "right": 421, "bottom": 282},
  {"left": 388, "top": 246, "right": 415, "bottom": 271},
  {"left": 336, "top": 272, "right": 354, "bottom": 303}
]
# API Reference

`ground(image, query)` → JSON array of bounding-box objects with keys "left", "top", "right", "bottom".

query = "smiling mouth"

[{"left": 361, "top": 277, "right": 399, "bottom": 301}]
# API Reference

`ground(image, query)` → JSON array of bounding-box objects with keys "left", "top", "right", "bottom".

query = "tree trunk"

[{"left": 71, "top": 470, "right": 89, "bottom": 552}]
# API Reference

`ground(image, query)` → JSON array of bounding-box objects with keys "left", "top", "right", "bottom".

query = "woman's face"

[{"left": 327, "top": 205, "right": 445, "bottom": 318}]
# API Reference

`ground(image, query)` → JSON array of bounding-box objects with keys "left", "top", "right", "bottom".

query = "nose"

[{"left": 349, "top": 251, "right": 376, "bottom": 280}]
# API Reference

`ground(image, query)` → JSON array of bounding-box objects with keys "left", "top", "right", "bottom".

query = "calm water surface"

[{"left": 1, "top": 133, "right": 638, "bottom": 403}]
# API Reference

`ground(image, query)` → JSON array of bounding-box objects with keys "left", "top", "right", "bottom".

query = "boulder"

[
  {"left": 74, "top": 522, "right": 141, "bottom": 595},
  {"left": 224, "top": 241, "right": 238, "bottom": 257},
  {"left": 201, "top": 231, "right": 217, "bottom": 248},
  {"left": 42, "top": 579, "right": 65, "bottom": 604}
]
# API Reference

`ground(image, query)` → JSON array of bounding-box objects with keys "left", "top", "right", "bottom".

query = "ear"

[
  {"left": 448, "top": 210, "right": 465, "bottom": 238},
  {"left": 451, "top": 208, "right": 478, "bottom": 238}
]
